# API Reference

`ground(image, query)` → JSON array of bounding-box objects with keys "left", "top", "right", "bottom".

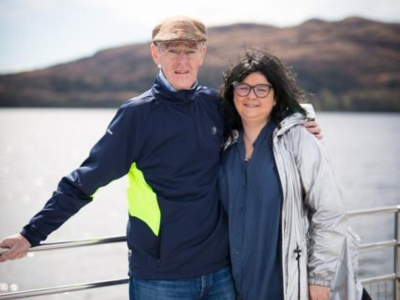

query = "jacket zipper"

[
  {"left": 294, "top": 243, "right": 302, "bottom": 300},
  {"left": 187, "top": 98, "right": 198, "bottom": 145}
]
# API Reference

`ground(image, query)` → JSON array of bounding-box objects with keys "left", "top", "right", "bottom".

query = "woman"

[{"left": 218, "top": 49, "right": 365, "bottom": 300}]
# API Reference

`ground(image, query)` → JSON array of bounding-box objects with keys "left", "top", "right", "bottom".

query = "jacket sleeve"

[
  {"left": 293, "top": 126, "right": 347, "bottom": 287},
  {"left": 21, "top": 103, "right": 139, "bottom": 246}
]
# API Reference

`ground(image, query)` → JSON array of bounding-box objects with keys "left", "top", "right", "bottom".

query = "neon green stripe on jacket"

[{"left": 127, "top": 163, "right": 161, "bottom": 236}]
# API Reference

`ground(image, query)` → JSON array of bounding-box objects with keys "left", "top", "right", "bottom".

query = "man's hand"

[
  {"left": 309, "top": 284, "right": 330, "bottom": 300},
  {"left": 0, "top": 233, "right": 31, "bottom": 262},
  {"left": 304, "top": 120, "right": 323, "bottom": 140}
]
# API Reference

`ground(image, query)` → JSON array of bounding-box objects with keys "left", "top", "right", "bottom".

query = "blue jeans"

[{"left": 129, "top": 266, "right": 236, "bottom": 300}]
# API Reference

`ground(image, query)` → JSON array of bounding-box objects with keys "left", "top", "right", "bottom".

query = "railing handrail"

[
  {"left": 0, "top": 278, "right": 129, "bottom": 300},
  {"left": 348, "top": 204, "right": 400, "bottom": 217},
  {"left": 0, "top": 274, "right": 395, "bottom": 300},
  {"left": 359, "top": 239, "right": 399, "bottom": 251},
  {"left": 1, "top": 205, "right": 398, "bottom": 255},
  {"left": 360, "top": 273, "right": 397, "bottom": 285},
  {"left": 0, "top": 204, "right": 399, "bottom": 299},
  {"left": 0, "top": 236, "right": 126, "bottom": 255}
]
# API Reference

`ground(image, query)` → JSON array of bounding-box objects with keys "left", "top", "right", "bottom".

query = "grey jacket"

[{"left": 273, "top": 113, "right": 363, "bottom": 300}]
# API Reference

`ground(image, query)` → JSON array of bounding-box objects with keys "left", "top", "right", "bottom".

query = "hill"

[{"left": 1, "top": 17, "right": 399, "bottom": 111}]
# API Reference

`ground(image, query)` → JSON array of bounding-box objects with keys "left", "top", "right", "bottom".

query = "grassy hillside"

[{"left": 1, "top": 17, "right": 399, "bottom": 111}]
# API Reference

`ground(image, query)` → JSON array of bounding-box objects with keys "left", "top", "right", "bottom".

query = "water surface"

[{"left": 0, "top": 109, "right": 399, "bottom": 299}]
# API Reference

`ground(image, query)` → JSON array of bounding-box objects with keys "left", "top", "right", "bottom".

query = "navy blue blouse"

[{"left": 219, "top": 121, "right": 283, "bottom": 300}]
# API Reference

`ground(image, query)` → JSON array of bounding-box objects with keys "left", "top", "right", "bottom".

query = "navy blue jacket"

[{"left": 22, "top": 74, "right": 229, "bottom": 279}]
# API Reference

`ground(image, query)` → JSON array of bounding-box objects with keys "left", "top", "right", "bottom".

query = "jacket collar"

[
  {"left": 274, "top": 113, "right": 306, "bottom": 138},
  {"left": 236, "top": 120, "right": 277, "bottom": 147},
  {"left": 151, "top": 71, "right": 199, "bottom": 103},
  {"left": 223, "top": 113, "right": 306, "bottom": 150}
]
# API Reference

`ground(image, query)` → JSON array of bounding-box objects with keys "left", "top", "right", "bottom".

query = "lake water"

[{"left": 0, "top": 109, "right": 399, "bottom": 299}]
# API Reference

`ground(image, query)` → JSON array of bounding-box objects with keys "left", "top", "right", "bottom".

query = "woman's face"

[{"left": 233, "top": 72, "right": 276, "bottom": 126}]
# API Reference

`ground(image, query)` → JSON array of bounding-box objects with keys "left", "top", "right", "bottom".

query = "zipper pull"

[{"left": 294, "top": 244, "right": 302, "bottom": 260}]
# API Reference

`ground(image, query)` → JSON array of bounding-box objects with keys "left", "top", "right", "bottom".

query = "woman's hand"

[{"left": 308, "top": 284, "right": 330, "bottom": 300}]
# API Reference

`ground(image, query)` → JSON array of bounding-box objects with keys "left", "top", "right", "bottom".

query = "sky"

[{"left": 0, "top": 0, "right": 399, "bottom": 74}]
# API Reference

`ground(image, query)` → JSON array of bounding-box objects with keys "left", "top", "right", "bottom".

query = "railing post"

[{"left": 395, "top": 206, "right": 399, "bottom": 300}]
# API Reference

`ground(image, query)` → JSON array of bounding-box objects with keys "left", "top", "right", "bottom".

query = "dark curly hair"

[{"left": 219, "top": 48, "right": 307, "bottom": 135}]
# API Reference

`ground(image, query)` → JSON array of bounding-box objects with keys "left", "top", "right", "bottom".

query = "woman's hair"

[{"left": 219, "top": 48, "right": 307, "bottom": 134}]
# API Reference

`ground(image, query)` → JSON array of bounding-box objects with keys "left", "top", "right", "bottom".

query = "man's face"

[{"left": 151, "top": 41, "right": 206, "bottom": 90}]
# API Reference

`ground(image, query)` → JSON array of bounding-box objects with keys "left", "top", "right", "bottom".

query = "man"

[{"left": 0, "top": 16, "right": 321, "bottom": 299}]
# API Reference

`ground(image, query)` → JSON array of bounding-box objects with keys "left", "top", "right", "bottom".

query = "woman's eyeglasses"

[{"left": 233, "top": 82, "right": 273, "bottom": 98}]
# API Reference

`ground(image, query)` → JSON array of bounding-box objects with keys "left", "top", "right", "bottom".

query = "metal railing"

[
  {"left": 0, "top": 205, "right": 399, "bottom": 300},
  {"left": 348, "top": 205, "right": 400, "bottom": 299}
]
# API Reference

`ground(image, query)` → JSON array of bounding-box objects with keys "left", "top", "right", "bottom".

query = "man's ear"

[{"left": 151, "top": 43, "right": 160, "bottom": 66}]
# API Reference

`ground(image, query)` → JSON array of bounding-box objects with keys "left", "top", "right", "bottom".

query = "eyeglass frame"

[{"left": 232, "top": 81, "right": 274, "bottom": 98}]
